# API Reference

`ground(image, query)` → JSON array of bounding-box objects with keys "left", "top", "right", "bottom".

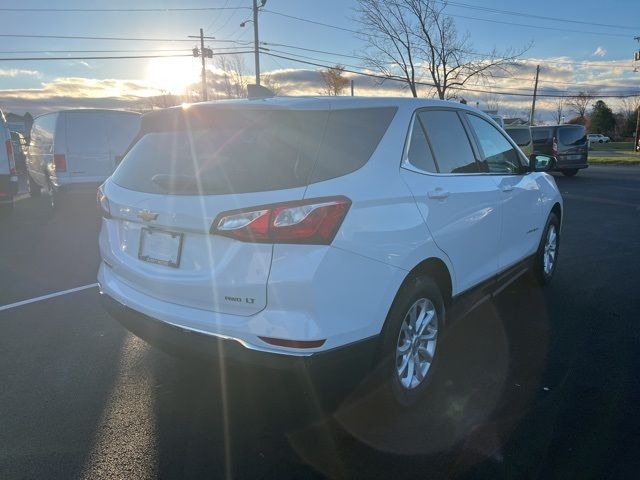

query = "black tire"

[
  {"left": 377, "top": 275, "right": 445, "bottom": 407},
  {"left": 28, "top": 175, "right": 41, "bottom": 197},
  {"left": 562, "top": 169, "right": 578, "bottom": 177},
  {"left": 534, "top": 212, "right": 560, "bottom": 285}
]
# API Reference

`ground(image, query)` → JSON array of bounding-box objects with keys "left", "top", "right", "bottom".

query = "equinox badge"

[{"left": 137, "top": 210, "right": 159, "bottom": 222}]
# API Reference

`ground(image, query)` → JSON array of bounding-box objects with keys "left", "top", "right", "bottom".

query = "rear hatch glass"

[
  {"left": 558, "top": 125, "right": 587, "bottom": 146},
  {"left": 112, "top": 107, "right": 396, "bottom": 195},
  {"left": 532, "top": 127, "right": 553, "bottom": 144}
]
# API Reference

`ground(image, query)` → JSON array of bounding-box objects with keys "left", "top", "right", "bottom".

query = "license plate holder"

[{"left": 138, "top": 227, "right": 184, "bottom": 268}]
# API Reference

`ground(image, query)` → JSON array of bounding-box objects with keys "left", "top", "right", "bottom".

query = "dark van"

[{"left": 531, "top": 124, "right": 588, "bottom": 176}]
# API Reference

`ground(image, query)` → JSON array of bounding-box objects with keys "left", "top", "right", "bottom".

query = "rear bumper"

[
  {"left": 99, "top": 291, "right": 378, "bottom": 376},
  {"left": 554, "top": 156, "right": 588, "bottom": 170}
]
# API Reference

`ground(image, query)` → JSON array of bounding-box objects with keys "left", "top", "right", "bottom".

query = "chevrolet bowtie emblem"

[{"left": 137, "top": 210, "right": 159, "bottom": 222}]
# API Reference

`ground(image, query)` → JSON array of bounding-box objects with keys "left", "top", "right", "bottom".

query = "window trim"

[
  {"left": 401, "top": 106, "right": 486, "bottom": 177},
  {"left": 463, "top": 112, "right": 529, "bottom": 176}
]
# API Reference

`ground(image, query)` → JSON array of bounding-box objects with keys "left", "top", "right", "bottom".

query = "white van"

[
  {"left": 27, "top": 109, "right": 141, "bottom": 200},
  {"left": 0, "top": 109, "right": 19, "bottom": 213}
]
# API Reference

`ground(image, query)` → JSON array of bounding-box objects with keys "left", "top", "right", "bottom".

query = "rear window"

[
  {"left": 112, "top": 107, "right": 396, "bottom": 195},
  {"left": 558, "top": 125, "right": 587, "bottom": 146},
  {"left": 532, "top": 127, "right": 553, "bottom": 144},
  {"left": 505, "top": 128, "right": 531, "bottom": 147}
]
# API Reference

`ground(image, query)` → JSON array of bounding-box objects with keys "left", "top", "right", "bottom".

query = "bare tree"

[
  {"left": 619, "top": 96, "right": 640, "bottom": 119},
  {"left": 355, "top": 0, "right": 527, "bottom": 99},
  {"left": 554, "top": 97, "right": 565, "bottom": 124},
  {"left": 320, "top": 65, "right": 350, "bottom": 96},
  {"left": 483, "top": 93, "right": 502, "bottom": 112},
  {"left": 566, "top": 91, "right": 595, "bottom": 119},
  {"left": 216, "top": 54, "right": 248, "bottom": 98},
  {"left": 262, "top": 73, "right": 285, "bottom": 95}
]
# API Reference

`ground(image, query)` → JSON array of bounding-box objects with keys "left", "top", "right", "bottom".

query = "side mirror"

[{"left": 529, "top": 154, "right": 556, "bottom": 172}]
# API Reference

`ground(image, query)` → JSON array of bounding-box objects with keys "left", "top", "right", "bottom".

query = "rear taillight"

[
  {"left": 54, "top": 153, "right": 67, "bottom": 172},
  {"left": 97, "top": 185, "right": 111, "bottom": 218},
  {"left": 5, "top": 140, "right": 16, "bottom": 175},
  {"left": 211, "top": 196, "right": 351, "bottom": 245},
  {"left": 552, "top": 137, "right": 558, "bottom": 156}
]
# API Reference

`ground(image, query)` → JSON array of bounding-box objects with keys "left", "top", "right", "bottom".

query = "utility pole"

[
  {"left": 350, "top": 79, "right": 354, "bottom": 96},
  {"left": 530, "top": 65, "right": 540, "bottom": 126},
  {"left": 252, "top": 0, "right": 261, "bottom": 85},
  {"left": 199, "top": 28, "right": 207, "bottom": 101},
  {"left": 634, "top": 37, "right": 640, "bottom": 151},
  {"left": 190, "top": 29, "right": 213, "bottom": 102}
]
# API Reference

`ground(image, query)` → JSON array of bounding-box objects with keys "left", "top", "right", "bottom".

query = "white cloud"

[
  {"left": 592, "top": 46, "right": 607, "bottom": 57},
  {"left": 0, "top": 69, "right": 41, "bottom": 78}
]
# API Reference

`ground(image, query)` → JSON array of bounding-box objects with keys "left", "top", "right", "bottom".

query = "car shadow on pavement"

[{"left": 141, "top": 276, "right": 562, "bottom": 480}]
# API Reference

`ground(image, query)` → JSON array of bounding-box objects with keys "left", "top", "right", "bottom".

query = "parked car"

[
  {"left": 0, "top": 109, "right": 19, "bottom": 213},
  {"left": 505, "top": 125, "right": 533, "bottom": 157},
  {"left": 98, "top": 98, "right": 562, "bottom": 407},
  {"left": 531, "top": 124, "right": 588, "bottom": 176},
  {"left": 10, "top": 131, "right": 27, "bottom": 173},
  {"left": 26, "top": 109, "right": 141, "bottom": 205},
  {"left": 587, "top": 133, "right": 610, "bottom": 144}
]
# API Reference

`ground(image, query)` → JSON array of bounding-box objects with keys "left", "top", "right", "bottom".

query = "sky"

[{"left": 1, "top": 0, "right": 639, "bottom": 119}]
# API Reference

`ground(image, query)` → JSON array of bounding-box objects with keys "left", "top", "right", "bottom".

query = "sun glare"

[{"left": 146, "top": 57, "right": 198, "bottom": 94}]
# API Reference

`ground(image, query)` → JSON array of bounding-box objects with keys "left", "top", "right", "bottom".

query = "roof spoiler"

[{"left": 247, "top": 84, "right": 275, "bottom": 100}]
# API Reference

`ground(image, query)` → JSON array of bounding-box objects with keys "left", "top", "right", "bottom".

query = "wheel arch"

[
  {"left": 551, "top": 202, "right": 562, "bottom": 222},
  {"left": 402, "top": 257, "right": 453, "bottom": 307}
]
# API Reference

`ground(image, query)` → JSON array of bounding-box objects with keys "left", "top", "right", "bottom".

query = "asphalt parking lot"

[{"left": 1, "top": 165, "right": 639, "bottom": 479}]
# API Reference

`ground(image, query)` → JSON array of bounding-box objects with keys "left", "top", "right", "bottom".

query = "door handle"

[
  {"left": 428, "top": 188, "right": 450, "bottom": 200},
  {"left": 501, "top": 185, "right": 514, "bottom": 193}
]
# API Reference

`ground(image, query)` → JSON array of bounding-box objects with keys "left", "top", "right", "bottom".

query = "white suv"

[{"left": 98, "top": 97, "right": 562, "bottom": 405}]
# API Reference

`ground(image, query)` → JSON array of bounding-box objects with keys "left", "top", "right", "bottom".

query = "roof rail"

[{"left": 247, "top": 84, "right": 275, "bottom": 100}]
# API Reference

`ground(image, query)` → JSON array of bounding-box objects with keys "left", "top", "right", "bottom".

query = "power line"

[
  {"left": 261, "top": 9, "right": 358, "bottom": 34},
  {"left": 0, "top": 33, "right": 253, "bottom": 43},
  {"left": 261, "top": 42, "right": 638, "bottom": 90},
  {"left": 445, "top": 13, "right": 631, "bottom": 39},
  {"left": 439, "top": 0, "right": 639, "bottom": 32},
  {"left": 264, "top": 7, "right": 632, "bottom": 40},
  {"left": 0, "top": 51, "right": 254, "bottom": 61},
  {"left": 263, "top": 47, "right": 639, "bottom": 95},
  {"left": 0, "top": 6, "right": 250, "bottom": 13},
  {"left": 261, "top": 51, "right": 640, "bottom": 98}
]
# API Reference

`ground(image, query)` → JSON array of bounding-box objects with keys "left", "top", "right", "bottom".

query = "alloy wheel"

[{"left": 395, "top": 298, "right": 438, "bottom": 390}]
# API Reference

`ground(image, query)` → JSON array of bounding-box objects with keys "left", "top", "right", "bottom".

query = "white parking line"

[{"left": 0, "top": 283, "right": 99, "bottom": 312}]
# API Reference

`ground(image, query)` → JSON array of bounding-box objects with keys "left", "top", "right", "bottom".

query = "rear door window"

[
  {"left": 418, "top": 110, "right": 479, "bottom": 174},
  {"left": 66, "top": 113, "right": 109, "bottom": 154},
  {"left": 466, "top": 114, "right": 522, "bottom": 174},
  {"left": 558, "top": 126, "right": 587, "bottom": 146}
]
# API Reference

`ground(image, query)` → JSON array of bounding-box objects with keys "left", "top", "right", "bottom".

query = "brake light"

[
  {"left": 5, "top": 140, "right": 16, "bottom": 175},
  {"left": 54, "top": 153, "right": 67, "bottom": 172},
  {"left": 97, "top": 185, "right": 111, "bottom": 218},
  {"left": 211, "top": 196, "right": 351, "bottom": 244},
  {"left": 552, "top": 137, "right": 558, "bottom": 156}
]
